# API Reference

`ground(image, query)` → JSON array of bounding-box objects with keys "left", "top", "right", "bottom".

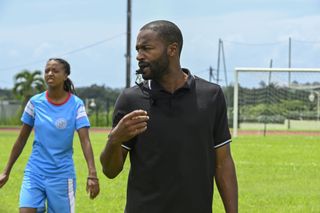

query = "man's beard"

[{"left": 142, "top": 53, "right": 169, "bottom": 81}]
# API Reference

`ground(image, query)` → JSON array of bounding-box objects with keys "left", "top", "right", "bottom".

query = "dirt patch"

[
  {"left": 1, "top": 127, "right": 318, "bottom": 136},
  {"left": 0, "top": 127, "right": 112, "bottom": 133},
  {"left": 237, "top": 130, "right": 320, "bottom": 136}
]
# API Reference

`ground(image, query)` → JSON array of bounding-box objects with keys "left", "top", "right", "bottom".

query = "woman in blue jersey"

[{"left": 0, "top": 58, "right": 100, "bottom": 213}]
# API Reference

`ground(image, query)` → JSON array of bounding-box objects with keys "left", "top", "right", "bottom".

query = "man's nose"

[{"left": 136, "top": 50, "right": 144, "bottom": 61}]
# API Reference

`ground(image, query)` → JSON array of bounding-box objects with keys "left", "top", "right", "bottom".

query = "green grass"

[
  {"left": 0, "top": 130, "right": 319, "bottom": 212},
  {"left": 229, "top": 135, "right": 320, "bottom": 213}
]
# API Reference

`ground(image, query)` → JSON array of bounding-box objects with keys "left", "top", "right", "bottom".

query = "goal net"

[{"left": 233, "top": 67, "right": 320, "bottom": 136}]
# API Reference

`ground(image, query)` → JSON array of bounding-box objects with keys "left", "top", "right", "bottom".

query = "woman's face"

[{"left": 44, "top": 60, "right": 67, "bottom": 89}]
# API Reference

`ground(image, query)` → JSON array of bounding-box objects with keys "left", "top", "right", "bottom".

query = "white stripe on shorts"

[{"left": 68, "top": 179, "right": 75, "bottom": 213}]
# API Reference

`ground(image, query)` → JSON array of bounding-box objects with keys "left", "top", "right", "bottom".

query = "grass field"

[{"left": 0, "top": 130, "right": 319, "bottom": 212}]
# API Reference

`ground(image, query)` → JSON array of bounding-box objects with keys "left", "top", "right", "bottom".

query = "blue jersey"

[{"left": 21, "top": 91, "right": 90, "bottom": 178}]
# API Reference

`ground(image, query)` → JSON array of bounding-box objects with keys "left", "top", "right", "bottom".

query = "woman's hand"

[
  {"left": 0, "top": 173, "right": 9, "bottom": 188},
  {"left": 86, "top": 176, "right": 100, "bottom": 199}
]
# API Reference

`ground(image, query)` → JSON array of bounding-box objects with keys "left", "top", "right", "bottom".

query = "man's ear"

[{"left": 167, "top": 42, "right": 179, "bottom": 57}]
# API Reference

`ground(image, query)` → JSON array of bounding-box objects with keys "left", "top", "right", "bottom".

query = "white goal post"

[{"left": 233, "top": 67, "right": 320, "bottom": 137}]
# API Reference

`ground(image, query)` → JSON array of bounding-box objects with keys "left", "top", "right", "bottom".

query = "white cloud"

[{"left": 1, "top": 0, "right": 320, "bottom": 89}]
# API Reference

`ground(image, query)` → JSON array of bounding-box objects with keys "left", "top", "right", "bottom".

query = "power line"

[
  {"left": 291, "top": 38, "right": 320, "bottom": 44},
  {"left": 192, "top": 68, "right": 210, "bottom": 75},
  {"left": 223, "top": 40, "right": 285, "bottom": 46},
  {"left": 60, "top": 33, "right": 125, "bottom": 57},
  {"left": 0, "top": 32, "right": 126, "bottom": 72},
  {"left": 224, "top": 38, "right": 320, "bottom": 46},
  {"left": 0, "top": 59, "right": 47, "bottom": 72}
]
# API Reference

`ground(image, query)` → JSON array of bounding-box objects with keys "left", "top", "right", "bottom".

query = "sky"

[{"left": 1, "top": 0, "right": 320, "bottom": 89}]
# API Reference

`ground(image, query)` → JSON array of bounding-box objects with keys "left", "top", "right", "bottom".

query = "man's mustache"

[{"left": 138, "top": 62, "right": 149, "bottom": 69}]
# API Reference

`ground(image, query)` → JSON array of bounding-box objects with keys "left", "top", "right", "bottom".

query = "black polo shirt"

[{"left": 113, "top": 69, "right": 231, "bottom": 213}]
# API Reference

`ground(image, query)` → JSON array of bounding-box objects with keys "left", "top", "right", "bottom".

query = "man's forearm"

[
  {"left": 100, "top": 138, "right": 126, "bottom": 179},
  {"left": 215, "top": 157, "right": 238, "bottom": 213}
]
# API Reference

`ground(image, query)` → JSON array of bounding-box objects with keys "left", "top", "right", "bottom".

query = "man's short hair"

[{"left": 140, "top": 20, "right": 183, "bottom": 55}]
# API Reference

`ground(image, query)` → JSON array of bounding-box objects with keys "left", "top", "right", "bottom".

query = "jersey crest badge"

[{"left": 55, "top": 118, "right": 67, "bottom": 129}]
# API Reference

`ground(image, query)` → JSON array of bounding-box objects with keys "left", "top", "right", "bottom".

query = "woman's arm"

[
  {"left": 77, "top": 127, "right": 100, "bottom": 199},
  {"left": 0, "top": 124, "right": 32, "bottom": 188}
]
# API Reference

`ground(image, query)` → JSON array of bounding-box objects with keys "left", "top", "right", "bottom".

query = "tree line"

[
  {"left": 1, "top": 70, "right": 319, "bottom": 126},
  {"left": 0, "top": 70, "right": 121, "bottom": 126}
]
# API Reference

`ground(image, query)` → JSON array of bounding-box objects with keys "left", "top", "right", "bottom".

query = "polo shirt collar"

[{"left": 143, "top": 68, "right": 194, "bottom": 92}]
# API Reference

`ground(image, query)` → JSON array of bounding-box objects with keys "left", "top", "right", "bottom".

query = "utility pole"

[
  {"left": 221, "top": 39, "right": 228, "bottom": 87},
  {"left": 263, "top": 59, "right": 273, "bottom": 136},
  {"left": 288, "top": 37, "right": 292, "bottom": 79},
  {"left": 216, "top": 39, "right": 221, "bottom": 85},
  {"left": 209, "top": 66, "right": 214, "bottom": 82},
  {"left": 216, "top": 39, "right": 228, "bottom": 86},
  {"left": 125, "top": 0, "right": 132, "bottom": 88},
  {"left": 288, "top": 37, "right": 292, "bottom": 129}
]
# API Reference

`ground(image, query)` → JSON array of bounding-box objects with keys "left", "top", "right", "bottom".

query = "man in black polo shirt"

[{"left": 100, "top": 20, "right": 238, "bottom": 213}]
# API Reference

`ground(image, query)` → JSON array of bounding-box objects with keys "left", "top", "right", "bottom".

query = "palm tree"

[{"left": 13, "top": 69, "right": 46, "bottom": 112}]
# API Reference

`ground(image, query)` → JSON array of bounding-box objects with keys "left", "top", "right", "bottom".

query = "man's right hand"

[{"left": 108, "top": 110, "right": 149, "bottom": 145}]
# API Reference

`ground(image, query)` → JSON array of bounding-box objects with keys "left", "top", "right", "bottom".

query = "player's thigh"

[
  {"left": 19, "top": 172, "right": 46, "bottom": 212},
  {"left": 46, "top": 177, "right": 76, "bottom": 213}
]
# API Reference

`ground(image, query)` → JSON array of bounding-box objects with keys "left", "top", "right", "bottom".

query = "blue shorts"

[{"left": 19, "top": 171, "right": 76, "bottom": 213}]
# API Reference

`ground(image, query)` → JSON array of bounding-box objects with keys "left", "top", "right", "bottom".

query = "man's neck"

[{"left": 158, "top": 68, "right": 188, "bottom": 94}]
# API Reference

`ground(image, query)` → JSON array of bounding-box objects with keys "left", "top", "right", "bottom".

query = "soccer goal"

[{"left": 233, "top": 67, "right": 320, "bottom": 137}]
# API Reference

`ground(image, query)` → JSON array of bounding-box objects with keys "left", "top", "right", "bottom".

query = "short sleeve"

[
  {"left": 112, "top": 90, "right": 135, "bottom": 151},
  {"left": 213, "top": 87, "right": 232, "bottom": 149},
  {"left": 76, "top": 101, "right": 90, "bottom": 130},
  {"left": 21, "top": 100, "right": 35, "bottom": 127}
]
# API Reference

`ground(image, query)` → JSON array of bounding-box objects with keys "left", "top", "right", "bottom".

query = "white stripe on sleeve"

[
  {"left": 76, "top": 105, "right": 88, "bottom": 120},
  {"left": 24, "top": 101, "right": 34, "bottom": 118},
  {"left": 214, "top": 139, "right": 232, "bottom": 149},
  {"left": 121, "top": 144, "right": 131, "bottom": 151}
]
